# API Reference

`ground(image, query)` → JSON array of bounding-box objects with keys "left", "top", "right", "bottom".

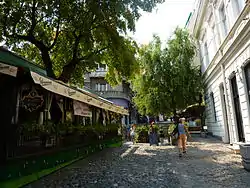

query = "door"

[
  {"left": 244, "top": 62, "right": 250, "bottom": 107},
  {"left": 220, "top": 84, "right": 230, "bottom": 143},
  {"left": 231, "top": 75, "right": 245, "bottom": 142}
]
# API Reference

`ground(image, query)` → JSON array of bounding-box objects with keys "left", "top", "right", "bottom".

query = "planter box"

[
  {"left": 239, "top": 144, "right": 250, "bottom": 171},
  {"left": 242, "top": 159, "right": 250, "bottom": 172}
]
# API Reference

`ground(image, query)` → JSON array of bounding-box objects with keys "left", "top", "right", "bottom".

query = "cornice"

[
  {"left": 204, "top": 19, "right": 250, "bottom": 84},
  {"left": 193, "top": 0, "right": 210, "bottom": 38}
]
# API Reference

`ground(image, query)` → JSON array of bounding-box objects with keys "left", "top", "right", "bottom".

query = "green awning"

[{"left": 0, "top": 47, "right": 47, "bottom": 76}]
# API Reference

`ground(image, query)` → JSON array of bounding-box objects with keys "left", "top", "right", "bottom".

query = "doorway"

[
  {"left": 219, "top": 84, "right": 230, "bottom": 143},
  {"left": 231, "top": 75, "right": 245, "bottom": 142}
]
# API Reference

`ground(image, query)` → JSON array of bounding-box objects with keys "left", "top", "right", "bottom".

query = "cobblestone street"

[{"left": 26, "top": 136, "right": 250, "bottom": 188}]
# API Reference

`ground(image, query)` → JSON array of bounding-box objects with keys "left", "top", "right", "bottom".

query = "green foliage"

[
  {"left": 132, "top": 28, "right": 203, "bottom": 116},
  {"left": 168, "top": 124, "right": 176, "bottom": 135},
  {"left": 134, "top": 126, "right": 149, "bottom": 143},
  {"left": 21, "top": 121, "right": 120, "bottom": 139},
  {"left": 134, "top": 124, "right": 160, "bottom": 143},
  {"left": 0, "top": 0, "right": 164, "bottom": 85},
  {"left": 194, "top": 119, "right": 201, "bottom": 127}
]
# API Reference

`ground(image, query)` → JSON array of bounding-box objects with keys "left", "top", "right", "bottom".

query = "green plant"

[
  {"left": 194, "top": 119, "right": 201, "bottom": 127},
  {"left": 153, "top": 124, "right": 160, "bottom": 133},
  {"left": 135, "top": 126, "right": 149, "bottom": 143},
  {"left": 168, "top": 124, "right": 176, "bottom": 135}
]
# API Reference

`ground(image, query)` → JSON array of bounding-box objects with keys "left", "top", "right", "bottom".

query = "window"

[
  {"left": 95, "top": 83, "right": 107, "bottom": 91},
  {"left": 204, "top": 42, "right": 209, "bottom": 67},
  {"left": 95, "top": 83, "right": 99, "bottom": 91},
  {"left": 207, "top": 14, "right": 217, "bottom": 60},
  {"left": 219, "top": 4, "right": 228, "bottom": 37},
  {"left": 100, "top": 84, "right": 106, "bottom": 91},
  {"left": 211, "top": 24, "right": 219, "bottom": 50},
  {"left": 210, "top": 92, "right": 217, "bottom": 121},
  {"left": 232, "top": 0, "right": 241, "bottom": 17},
  {"left": 97, "top": 63, "right": 107, "bottom": 71}
]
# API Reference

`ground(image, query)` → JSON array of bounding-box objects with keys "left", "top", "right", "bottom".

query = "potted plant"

[{"left": 239, "top": 144, "right": 250, "bottom": 171}]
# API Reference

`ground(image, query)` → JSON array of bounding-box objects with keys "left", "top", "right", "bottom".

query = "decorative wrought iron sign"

[{"left": 22, "top": 87, "right": 44, "bottom": 112}]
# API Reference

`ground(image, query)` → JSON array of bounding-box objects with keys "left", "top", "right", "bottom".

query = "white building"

[{"left": 187, "top": 0, "right": 250, "bottom": 144}]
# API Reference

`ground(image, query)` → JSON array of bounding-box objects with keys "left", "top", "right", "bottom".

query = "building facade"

[
  {"left": 188, "top": 0, "right": 250, "bottom": 143},
  {"left": 84, "top": 64, "right": 138, "bottom": 125}
]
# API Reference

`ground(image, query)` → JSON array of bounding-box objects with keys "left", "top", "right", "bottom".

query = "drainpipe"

[{"left": 221, "top": 64, "right": 233, "bottom": 144}]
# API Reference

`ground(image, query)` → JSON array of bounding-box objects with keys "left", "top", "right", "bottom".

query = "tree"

[
  {"left": 0, "top": 0, "right": 164, "bottom": 85},
  {"left": 132, "top": 35, "right": 167, "bottom": 116},
  {"left": 132, "top": 28, "right": 203, "bottom": 117}
]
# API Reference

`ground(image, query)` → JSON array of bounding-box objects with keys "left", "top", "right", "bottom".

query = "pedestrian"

[
  {"left": 172, "top": 117, "right": 191, "bottom": 157},
  {"left": 126, "top": 124, "right": 131, "bottom": 141},
  {"left": 148, "top": 121, "right": 159, "bottom": 146},
  {"left": 159, "top": 128, "right": 164, "bottom": 145},
  {"left": 130, "top": 124, "right": 136, "bottom": 144}
]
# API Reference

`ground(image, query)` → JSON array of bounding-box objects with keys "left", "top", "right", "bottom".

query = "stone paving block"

[{"left": 26, "top": 137, "right": 250, "bottom": 188}]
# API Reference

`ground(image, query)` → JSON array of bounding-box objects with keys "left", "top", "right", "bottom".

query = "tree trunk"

[
  {"left": 171, "top": 96, "right": 177, "bottom": 124},
  {"left": 173, "top": 109, "right": 177, "bottom": 124},
  {"left": 41, "top": 49, "right": 55, "bottom": 78},
  {"left": 58, "top": 60, "right": 77, "bottom": 83}
]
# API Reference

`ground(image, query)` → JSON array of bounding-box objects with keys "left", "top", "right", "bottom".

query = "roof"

[
  {"left": 185, "top": 12, "right": 192, "bottom": 29},
  {"left": 0, "top": 47, "right": 47, "bottom": 75}
]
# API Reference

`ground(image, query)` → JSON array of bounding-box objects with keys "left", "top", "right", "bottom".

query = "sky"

[{"left": 132, "top": 0, "right": 196, "bottom": 46}]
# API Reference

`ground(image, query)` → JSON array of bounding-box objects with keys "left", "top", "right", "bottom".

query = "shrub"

[
  {"left": 194, "top": 119, "right": 201, "bottom": 127},
  {"left": 168, "top": 124, "right": 176, "bottom": 135},
  {"left": 134, "top": 124, "right": 161, "bottom": 143},
  {"left": 135, "top": 126, "right": 149, "bottom": 143}
]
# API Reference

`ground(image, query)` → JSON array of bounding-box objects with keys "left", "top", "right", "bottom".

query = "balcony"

[
  {"left": 96, "top": 90, "right": 131, "bottom": 101},
  {"left": 89, "top": 71, "right": 106, "bottom": 78}
]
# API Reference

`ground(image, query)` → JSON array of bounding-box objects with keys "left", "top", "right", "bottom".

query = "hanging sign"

[
  {"left": 0, "top": 62, "right": 18, "bottom": 77},
  {"left": 22, "top": 87, "right": 44, "bottom": 112},
  {"left": 73, "top": 100, "right": 92, "bottom": 117}
]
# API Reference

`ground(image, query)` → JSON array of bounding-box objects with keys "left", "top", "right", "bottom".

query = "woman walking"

[{"left": 172, "top": 118, "right": 191, "bottom": 157}]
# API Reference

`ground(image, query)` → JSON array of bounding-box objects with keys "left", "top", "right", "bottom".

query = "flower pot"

[{"left": 239, "top": 144, "right": 250, "bottom": 171}]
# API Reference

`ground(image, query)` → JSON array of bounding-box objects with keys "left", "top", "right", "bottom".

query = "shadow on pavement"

[{"left": 26, "top": 136, "right": 250, "bottom": 188}]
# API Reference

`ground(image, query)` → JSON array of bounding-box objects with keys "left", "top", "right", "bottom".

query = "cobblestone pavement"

[{"left": 26, "top": 136, "right": 250, "bottom": 188}]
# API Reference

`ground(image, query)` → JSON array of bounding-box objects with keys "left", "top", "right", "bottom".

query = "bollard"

[{"left": 240, "top": 144, "right": 250, "bottom": 171}]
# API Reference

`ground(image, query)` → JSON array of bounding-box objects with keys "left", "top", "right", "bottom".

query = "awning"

[
  {"left": 30, "top": 71, "right": 129, "bottom": 115},
  {"left": 0, "top": 47, "right": 47, "bottom": 75},
  {"left": 0, "top": 62, "right": 18, "bottom": 77}
]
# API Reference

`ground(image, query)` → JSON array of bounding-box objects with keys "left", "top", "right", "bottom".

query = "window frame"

[
  {"left": 210, "top": 92, "right": 217, "bottom": 122},
  {"left": 219, "top": 3, "right": 228, "bottom": 37}
]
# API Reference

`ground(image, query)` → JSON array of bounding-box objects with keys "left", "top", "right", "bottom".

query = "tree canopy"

[
  {"left": 132, "top": 28, "right": 203, "bottom": 117},
  {"left": 0, "top": 0, "right": 164, "bottom": 85}
]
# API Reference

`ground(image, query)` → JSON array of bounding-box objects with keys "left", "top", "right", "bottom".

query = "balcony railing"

[{"left": 96, "top": 90, "right": 131, "bottom": 101}]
